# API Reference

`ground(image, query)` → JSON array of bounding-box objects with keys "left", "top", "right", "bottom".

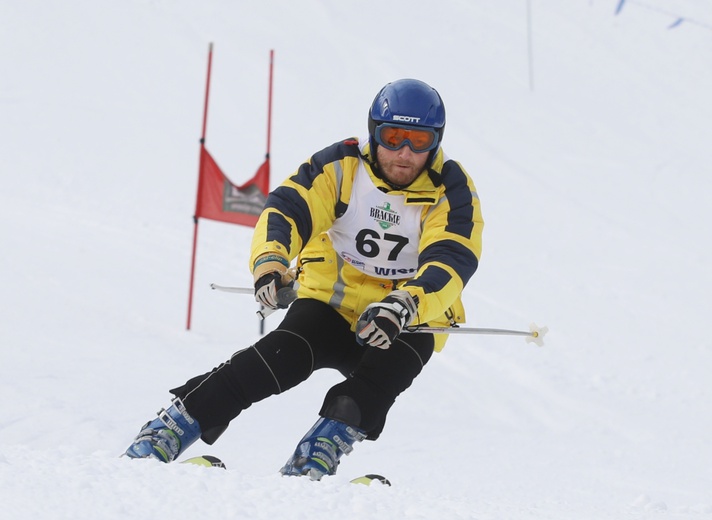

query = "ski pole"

[
  {"left": 404, "top": 323, "right": 548, "bottom": 346},
  {"left": 210, "top": 283, "right": 547, "bottom": 346},
  {"left": 209, "top": 284, "right": 252, "bottom": 295},
  {"left": 210, "top": 283, "right": 298, "bottom": 319}
]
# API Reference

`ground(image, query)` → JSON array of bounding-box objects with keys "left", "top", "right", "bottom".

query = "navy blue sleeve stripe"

[
  {"left": 265, "top": 211, "right": 294, "bottom": 255},
  {"left": 264, "top": 187, "right": 312, "bottom": 249},
  {"left": 291, "top": 161, "right": 319, "bottom": 190},
  {"left": 403, "top": 265, "right": 451, "bottom": 294},
  {"left": 291, "top": 140, "right": 359, "bottom": 190},
  {"left": 441, "top": 161, "right": 475, "bottom": 238},
  {"left": 417, "top": 239, "right": 479, "bottom": 286}
]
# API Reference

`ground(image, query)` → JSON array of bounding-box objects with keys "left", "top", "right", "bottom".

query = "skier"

[{"left": 124, "top": 78, "right": 484, "bottom": 480}]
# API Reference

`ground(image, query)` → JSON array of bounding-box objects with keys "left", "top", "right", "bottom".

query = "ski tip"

[
  {"left": 181, "top": 455, "right": 226, "bottom": 469},
  {"left": 350, "top": 474, "right": 391, "bottom": 486}
]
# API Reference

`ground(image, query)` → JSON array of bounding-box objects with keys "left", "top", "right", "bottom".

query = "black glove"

[
  {"left": 254, "top": 272, "right": 295, "bottom": 310},
  {"left": 355, "top": 290, "right": 419, "bottom": 349}
]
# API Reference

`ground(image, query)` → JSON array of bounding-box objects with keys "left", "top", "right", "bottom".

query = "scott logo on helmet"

[{"left": 392, "top": 115, "right": 421, "bottom": 123}]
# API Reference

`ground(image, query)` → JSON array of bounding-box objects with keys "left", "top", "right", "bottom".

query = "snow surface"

[{"left": 2, "top": 1, "right": 712, "bottom": 518}]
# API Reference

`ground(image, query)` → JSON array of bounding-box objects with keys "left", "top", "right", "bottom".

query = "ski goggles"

[{"left": 373, "top": 123, "right": 439, "bottom": 153}]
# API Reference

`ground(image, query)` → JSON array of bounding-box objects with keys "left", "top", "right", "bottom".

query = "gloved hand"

[
  {"left": 253, "top": 253, "right": 294, "bottom": 310},
  {"left": 355, "top": 290, "right": 419, "bottom": 349},
  {"left": 254, "top": 272, "right": 296, "bottom": 309}
]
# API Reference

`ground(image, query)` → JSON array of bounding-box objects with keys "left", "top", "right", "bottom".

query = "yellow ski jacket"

[{"left": 250, "top": 138, "right": 484, "bottom": 351}]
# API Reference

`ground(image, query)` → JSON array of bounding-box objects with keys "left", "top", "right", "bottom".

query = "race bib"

[{"left": 328, "top": 164, "right": 422, "bottom": 280}]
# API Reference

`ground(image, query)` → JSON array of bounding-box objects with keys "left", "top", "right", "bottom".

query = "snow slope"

[{"left": 1, "top": 1, "right": 711, "bottom": 518}]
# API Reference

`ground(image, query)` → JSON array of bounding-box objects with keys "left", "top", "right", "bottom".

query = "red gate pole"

[{"left": 186, "top": 42, "right": 214, "bottom": 331}]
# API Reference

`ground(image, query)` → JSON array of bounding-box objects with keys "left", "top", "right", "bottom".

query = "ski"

[
  {"left": 350, "top": 474, "right": 391, "bottom": 486},
  {"left": 180, "top": 455, "right": 389, "bottom": 485},
  {"left": 180, "top": 455, "right": 226, "bottom": 469}
]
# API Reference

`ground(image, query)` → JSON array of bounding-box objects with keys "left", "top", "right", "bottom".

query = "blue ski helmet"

[{"left": 368, "top": 79, "right": 446, "bottom": 150}]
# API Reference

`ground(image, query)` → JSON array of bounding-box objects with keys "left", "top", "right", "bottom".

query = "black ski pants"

[{"left": 170, "top": 298, "right": 434, "bottom": 442}]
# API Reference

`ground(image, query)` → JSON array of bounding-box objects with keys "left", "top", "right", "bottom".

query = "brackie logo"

[{"left": 370, "top": 202, "right": 400, "bottom": 230}]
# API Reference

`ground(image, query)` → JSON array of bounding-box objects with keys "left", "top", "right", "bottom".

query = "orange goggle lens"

[{"left": 374, "top": 124, "right": 438, "bottom": 152}]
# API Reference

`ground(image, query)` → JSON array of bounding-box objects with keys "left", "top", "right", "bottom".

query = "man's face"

[{"left": 375, "top": 144, "right": 429, "bottom": 187}]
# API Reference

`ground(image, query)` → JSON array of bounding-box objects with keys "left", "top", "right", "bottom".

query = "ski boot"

[
  {"left": 280, "top": 417, "right": 366, "bottom": 480},
  {"left": 124, "top": 397, "right": 201, "bottom": 463}
]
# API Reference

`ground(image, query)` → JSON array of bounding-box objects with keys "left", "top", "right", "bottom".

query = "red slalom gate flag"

[
  {"left": 187, "top": 45, "right": 275, "bottom": 331},
  {"left": 195, "top": 146, "right": 269, "bottom": 227}
]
